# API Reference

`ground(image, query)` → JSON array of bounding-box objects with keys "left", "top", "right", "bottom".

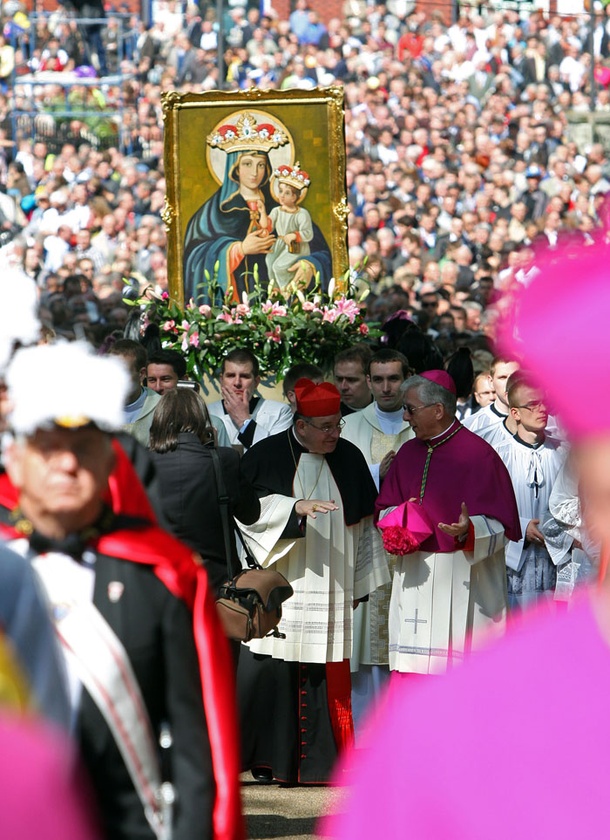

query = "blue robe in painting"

[{"left": 182, "top": 149, "right": 332, "bottom": 303}]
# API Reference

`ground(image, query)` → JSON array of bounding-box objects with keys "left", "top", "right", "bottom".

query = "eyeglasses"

[
  {"left": 515, "top": 400, "right": 546, "bottom": 411},
  {"left": 302, "top": 418, "right": 345, "bottom": 434},
  {"left": 403, "top": 403, "right": 436, "bottom": 414}
]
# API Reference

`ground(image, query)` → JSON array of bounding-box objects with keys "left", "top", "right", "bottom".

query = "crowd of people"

[
  {"left": 0, "top": 0, "right": 607, "bottom": 355},
  {"left": 1, "top": 0, "right": 610, "bottom": 838},
  {"left": 0, "top": 287, "right": 595, "bottom": 838}
]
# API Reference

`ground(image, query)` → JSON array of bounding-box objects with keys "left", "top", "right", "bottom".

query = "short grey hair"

[{"left": 401, "top": 374, "right": 457, "bottom": 416}]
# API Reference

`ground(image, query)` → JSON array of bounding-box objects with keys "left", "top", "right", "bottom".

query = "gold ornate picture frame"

[{"left": 162, "top": 87, "right": 349, "bottom": 307}]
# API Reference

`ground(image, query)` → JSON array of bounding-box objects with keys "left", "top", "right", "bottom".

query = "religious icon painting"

[{"left": 162, "top": 87, "right": 349, "bottom": 306}]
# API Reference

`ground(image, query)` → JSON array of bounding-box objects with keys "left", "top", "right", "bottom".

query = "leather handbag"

[{"left": 211, "top": 450, "right": 294, "bottom": 642}]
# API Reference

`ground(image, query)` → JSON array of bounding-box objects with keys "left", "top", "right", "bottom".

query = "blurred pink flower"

[
  {"left": 199, "top": 304, "right": 212, "bottom": 317},
  {"left": 262, "top": 301, "right": 287, "bottom": 316},
  {"left": 334, "top": 296, "right": 360, "bottom": 323},
  {"left": 162, "top": 320, "right": 176, "bottom": 332},
  {"left": 265, "top": 325, "right": 282, "bottom": 343}
]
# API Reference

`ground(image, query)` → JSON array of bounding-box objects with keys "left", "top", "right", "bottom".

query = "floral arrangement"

[{"left": 128, "top": 273, "right": 378, "bottom": 381}]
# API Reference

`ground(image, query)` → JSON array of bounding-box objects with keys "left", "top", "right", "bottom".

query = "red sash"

[{"left": 0, "top": 439, "right": 244, "bottom": 840}]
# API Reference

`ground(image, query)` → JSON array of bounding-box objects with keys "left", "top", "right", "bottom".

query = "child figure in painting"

[{"left": 266, "top": 162, "right": 314, "bottom": 287}]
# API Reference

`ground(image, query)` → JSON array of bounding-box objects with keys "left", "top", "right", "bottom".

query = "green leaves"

[{"left": 128, "top": 271, "right": 379, "bottom": 382}]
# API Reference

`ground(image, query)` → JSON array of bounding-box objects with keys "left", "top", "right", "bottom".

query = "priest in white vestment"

[
  {"left": 377, "top": 371, "right": 521, "bottom": 675},
  {"left": 236, "top": 378, "right": 389, "bottom": 784},
  {"left": 341, "top": 349, "right": 413, "bottom": 732}
]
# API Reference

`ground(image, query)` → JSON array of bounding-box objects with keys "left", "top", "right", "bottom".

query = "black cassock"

[{"left": 237, "top": 429, "right": 377, "bottom": 784}]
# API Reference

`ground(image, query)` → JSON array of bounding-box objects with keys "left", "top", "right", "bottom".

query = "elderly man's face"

[
  {"left": 295, "top": 412, "right": 343, "bottom": 455},
  {"left": 6, "top": 427, "right": 115, "bottom": 533},
  {"left": 402, "top": 387, "right": 443, "bottom": 440},
  {"left": 473, "top": 376, "right": 495, "bottom": 407}
]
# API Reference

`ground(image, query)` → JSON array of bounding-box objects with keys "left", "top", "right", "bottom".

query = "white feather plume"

[{"left": 7, "top": 342, "right": 130, "bottom": 435}]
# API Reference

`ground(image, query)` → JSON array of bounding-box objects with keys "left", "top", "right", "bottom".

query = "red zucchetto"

[{"left": 294, "top": 378, "right": 341, "bottom": 417}]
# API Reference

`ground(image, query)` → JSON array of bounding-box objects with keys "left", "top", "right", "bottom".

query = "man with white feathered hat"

[
  {"left": 0, "top": 267, "right": 73, "bottom": 729},
  {"left": 0, "top": 341, "right": 243, "bottom": 840}
]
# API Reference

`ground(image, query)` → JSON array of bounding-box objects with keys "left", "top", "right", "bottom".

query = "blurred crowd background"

[{"left": 0, "top": 0, "right": 609, "bottom": 363}]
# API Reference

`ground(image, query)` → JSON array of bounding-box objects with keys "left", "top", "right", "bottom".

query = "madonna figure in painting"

[{"left": 183, "top": 111, "right": 332, "bottom": 303}]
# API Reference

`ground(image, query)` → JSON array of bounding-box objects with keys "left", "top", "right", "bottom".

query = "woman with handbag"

[{"left": 148, "top": 388, "right": 261, "bottom": 596}]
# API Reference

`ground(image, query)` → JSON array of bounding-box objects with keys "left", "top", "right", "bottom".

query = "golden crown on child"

[
  {"left": 273, "top": 162, "right": 311, "bottom": 191},
  {"left": 207, "top": 112, "right": 289, "bottom": 153}
]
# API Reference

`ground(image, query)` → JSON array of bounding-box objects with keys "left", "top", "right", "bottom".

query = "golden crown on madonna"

[
  {"left": 207, "top": 112, "right": 289, "bottom": 153},
  {"left": 273, "top": 161, "right": 311, "bottom": 192}
]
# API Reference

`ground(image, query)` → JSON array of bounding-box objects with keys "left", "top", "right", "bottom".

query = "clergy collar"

[
  {"left": 374, "top": 403, "right": 404, "bottom": 422},
  {"left": 428, "top": 418, "right": 461, "bottom": 444},
  {"left": 512, "top": 430, "right": 545, "bottom": 450},
  {"left": 222, "top": 395, "right": 260, "bottom": 415},
  {"left": 491, "top": 401, "right": 508, "bottom": 419}
]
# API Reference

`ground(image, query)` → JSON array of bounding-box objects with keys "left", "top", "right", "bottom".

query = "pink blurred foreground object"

[
  {"left": 321, "top": 594, "right": 610, "bottom": 840},
  {"left": 498, "top": 242, "right": 610, "bottom": 440},
  {"left": 0, "top": 714, "right": 100, "bottom": 839}
]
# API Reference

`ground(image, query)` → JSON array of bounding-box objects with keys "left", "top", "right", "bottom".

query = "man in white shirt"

[
  {"left": 465, "top": 356, "right": 520, "bottom": 434},
  {"left": 108, "top": 339, "right": 160, "bottom": 448},
  {"left": 494, "top": 373, "right": 568, "bottom": 612},
  {"left": 207, "top": 348, "right": 292, "bottom": 450}
]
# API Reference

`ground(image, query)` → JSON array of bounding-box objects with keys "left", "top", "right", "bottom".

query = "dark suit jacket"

[
  {"left": 79, "top": 553, "right": 214, "bottom": 840},
  {"left": 149, "top": 434, "right": 260, "bottom": 593}
]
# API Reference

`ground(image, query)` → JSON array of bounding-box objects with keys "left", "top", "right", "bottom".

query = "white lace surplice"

[{"left": 237, "top": 453, "right": 388, "bottom": 663}]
